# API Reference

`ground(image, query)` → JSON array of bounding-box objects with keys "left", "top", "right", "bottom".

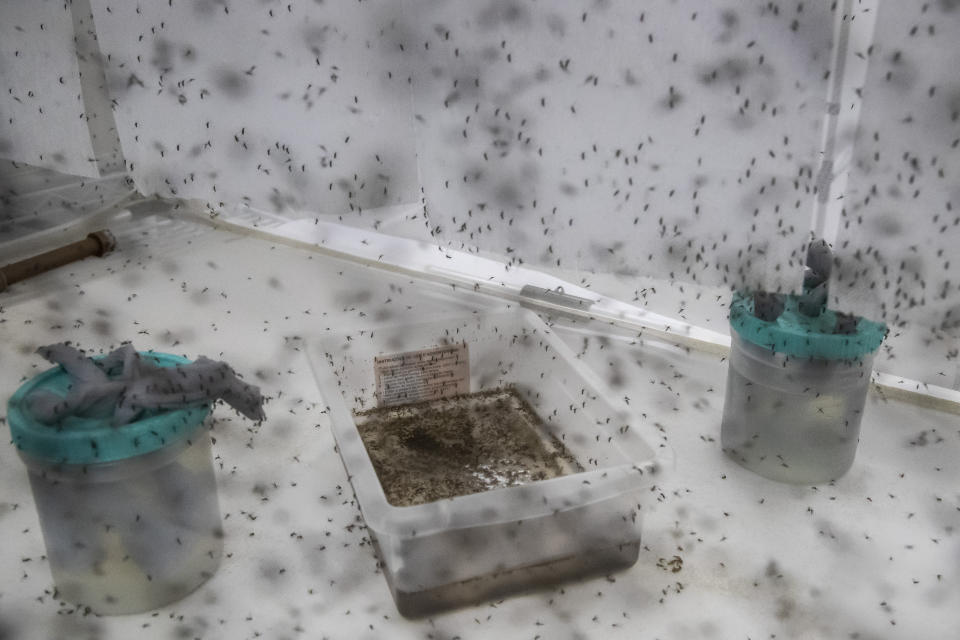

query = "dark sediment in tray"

[{"left": 355, "top": 387, "right": 581, "bottom": 506}]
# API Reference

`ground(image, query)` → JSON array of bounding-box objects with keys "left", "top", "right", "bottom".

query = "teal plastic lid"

[
  {"left": 730, "top": 291, "right": 887, "bottom": 360},
  {"left": 7, "top": 352, "right": 211, "bottom": 465}
]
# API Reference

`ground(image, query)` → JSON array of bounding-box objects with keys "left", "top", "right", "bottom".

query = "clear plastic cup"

[
  {"left": 720, "top": 292, "right": 886, "bottom": 484},
  {"left": 721, "top": 333, "right": 875, "bottom": 483},
  {"left": 7, "top": 352, "right": 223, "bottom": 614}
]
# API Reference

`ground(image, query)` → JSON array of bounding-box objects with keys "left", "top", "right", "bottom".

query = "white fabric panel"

[
  {"left": 87, "top": 0, "right": 420, "bottom": 223},
  {"left": 0, "top": 1, "right": 101, "bottom": 177},
  {"left": 404, "top": 0, "right": 836, "bottom": 292},
  {"left": 0, "top": 161, "right": 136, "bottom": 248},
  {"left": 834, "top": 1, "right": 960, "bottom": 361},
  {"left": 37, "top": 0, "right": 950, "bottom": 386}
]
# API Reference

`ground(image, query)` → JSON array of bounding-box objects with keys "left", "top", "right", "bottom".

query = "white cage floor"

[{"left": 0, "top": 207, "right": 956, "bottom": 639}]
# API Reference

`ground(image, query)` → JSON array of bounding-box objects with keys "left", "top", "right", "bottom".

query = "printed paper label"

[{"left": 374, "top": 343, "right": 470, "bottom": 407}]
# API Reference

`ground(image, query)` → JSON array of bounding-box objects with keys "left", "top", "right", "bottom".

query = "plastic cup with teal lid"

[
  {"left": 721, "top": 290, "right": 887, "bottom": 484},
  {"left": 6, "top": 351, "right": 224, "bottom": 615}
]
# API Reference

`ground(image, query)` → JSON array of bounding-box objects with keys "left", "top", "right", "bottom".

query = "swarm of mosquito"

[{"left": 1, "top": 0, "right": 957, "bottom": 636}]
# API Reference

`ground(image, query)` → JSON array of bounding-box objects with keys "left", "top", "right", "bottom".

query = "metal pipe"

[{"left": 0, "top": 230, "right": 116, "bottom": 292}]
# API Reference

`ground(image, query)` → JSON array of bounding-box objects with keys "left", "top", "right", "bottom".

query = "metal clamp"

[{"left": 519, "top": 285, "right": 594, "bottom": 313}]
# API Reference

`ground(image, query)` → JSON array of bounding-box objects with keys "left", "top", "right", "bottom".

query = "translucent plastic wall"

[{"left": 1, "top": 0, "right": 958, "bottom": 387}]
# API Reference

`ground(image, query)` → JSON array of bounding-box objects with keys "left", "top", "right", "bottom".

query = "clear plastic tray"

[{"left": 308, "top": 308, "right": 670, "bottom": 616}]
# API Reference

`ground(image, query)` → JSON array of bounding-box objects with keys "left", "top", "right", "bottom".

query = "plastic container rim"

[
  {"left": 6, "top": 350, "right": 211, "bottom": 466},
  {"left": 729, "top": 290, "right": 887, "bottom": 360}
]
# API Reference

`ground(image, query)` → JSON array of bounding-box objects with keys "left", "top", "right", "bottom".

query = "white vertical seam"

[{"left": 810, "top": 0, "right": 879, "bottom": 246}]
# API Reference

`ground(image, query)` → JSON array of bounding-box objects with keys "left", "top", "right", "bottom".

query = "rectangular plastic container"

[{"left": 308, "top": 308, "right": 669, "bottom": 616}]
